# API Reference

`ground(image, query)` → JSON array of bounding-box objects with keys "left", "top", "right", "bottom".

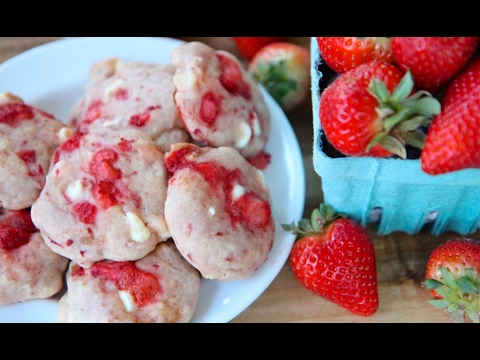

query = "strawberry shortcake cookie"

[
  {"left": 69, "top": 58, "right": 189, "bottom": 152},
  {"left": 0, "top": 208, "right": 69, "bottom": 305},
  {"left": 31, "top": 127, "right": 171, "bottom": 269},
  {"left": 171, "top": 41, "right": 272, "bottom": 169},
  {"left": 0, "top": 92, "right": 72, "bottom": 210},
  {"left": 164, "top": 142, "right": 275, "bottom": 281},
  {"left": 58, "top": 241, "right": 200, "bottom": 323}
]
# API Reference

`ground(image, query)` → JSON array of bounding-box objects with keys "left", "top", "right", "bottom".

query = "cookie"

[
  {"left": 164, "top": 142, "right": 275, "bottom": 281},
  {"left": 31, "top": 127, "right": 171, "bottom": 269},
  {"left": 171, "top": 42, "right": 271, "bottom": 165},
  {"left": 0, "top": 92, "right": 72, "bottom": 210},
  {"left": 69, "top": 58, "right": 189, "bottom": 152},
  {"left": 58, "top": 241, "right": 200, "bottom": 323},
  {"left": 0, "top": 208, "right": 69, "bottom": 305}
]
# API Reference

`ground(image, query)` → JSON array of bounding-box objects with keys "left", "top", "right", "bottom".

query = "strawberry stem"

[
  {"left": 367, "top": 70, "right": 441, "bottom": 158},
  {"left": 281, "top": 203, "right": 346, "bottom": 238},
  {"left": 424, "top": 266, "right": 480, "bottom": 323}
]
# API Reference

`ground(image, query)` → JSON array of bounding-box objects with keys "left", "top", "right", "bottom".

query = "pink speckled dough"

[
  {"left": 69, "top": 58, "right": 189, "bottom": 152},
  {"left": 0, "top": 93, "right": 71, "bottom": 210},
  {"left": 0, "top": 209, "right": 69, "bottom": 305},
  {"left": 171, "top": 41, "right": 271, "bottom": 161},
  {"left": 31, "top": 127, "right": 171, "bottom": 269},
  {"left": 164, "top": 142, "right": 275, "bottom": 281},
  {"left": 58, "top": 241, "right": 200, "bottom": 323}
]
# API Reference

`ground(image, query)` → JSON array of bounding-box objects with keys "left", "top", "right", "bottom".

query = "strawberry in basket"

[
  {"left": 316, "top": 37, "right": 395, "bottom": 74},
  {"left": 391, "top": 37, "right": 479, "bottom": 94},
  {"left": 319, "top": 60, "right": 440, "bottom": 159},
  {"left": 420, "top": 55, "right": 480, "bottom": 175}
]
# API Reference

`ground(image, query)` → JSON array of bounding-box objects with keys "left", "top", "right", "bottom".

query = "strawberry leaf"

[
  {"left": 429, "top": 298, "right": 449, "bottom": 309},
  {"left": 399, "top": 116, "right": 431, "bottom": 132},
  {"left": 457, "top": 276, "right": 479, "bottom": 295},
  {"left": 370, "top": 78, "right": 391, "bottom": 103},
  {"left": 391, "top": 71, "right": 414, "bottom": 102},
  {"left": 465, "top": 308, "right": 480, "bottom": 323},
  {"left": 319, "top": 203, "right": 334, "bottom": 221},
  {"left": 424, "top": 278, "right": 444, "bottom": 290},
  {"left": 384, "top": 108, "right": 410, "bottom": 131},
  {"left": 379, "top": 135, "right": 407, "bottom": 159},
  {"left": 441, "top": 266, "right": 459, "bottom": 290},
  {"left": 310, "top": 208, "right": 323, "bottom": 233},
  {"left": 402, "top": 131, "right": 426, "bottom": 150},
  {"left": 434, "top": 287, "right": 448, "bottom": 298},
  {"left": 298, "top": 218, "right": 315, "bottom": 233},
  {"left": 409, "top": 96, "right": 441, "bottom": 116},
  {"left": 464, "top": 268, "right": 477, "bottom": 282}
]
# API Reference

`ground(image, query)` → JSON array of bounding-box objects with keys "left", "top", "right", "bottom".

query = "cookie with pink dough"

[
  {"left": 0, "top": 208, "right": 69, "bottom": 305},
  {"left": 58, "top": 241, "right": 200, "bottom": 323},
  {"left": 171, "top": 42, "right": 272, "bottom": 169},
  {"left": 0, "top": 92, "right": 72, "bottom": 210},
  {"left": 69, "top": 58, "right": 189, "bottom": 152},
  {"left": 31, "top": 127, "right": 171, "bottom": 269},
  {"left": 164, "top": 142, "right": 275, "bottom": 281}
]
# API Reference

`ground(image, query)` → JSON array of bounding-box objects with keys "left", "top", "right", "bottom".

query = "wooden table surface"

[{"left": 0, "top": 36, "right": 472, "bottom": 323}]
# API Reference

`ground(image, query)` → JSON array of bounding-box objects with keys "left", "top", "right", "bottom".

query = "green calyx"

[
  {"left": 424, "top": 266, "right": 480, "bottom": 323},
  {"left": 366, "top": 70, "right": 441, "bottom": 159},
  {"left": 281, "top": 203, "right": 346, "bottom": 238},
  {"left": 251, "top": 59, "right": 296, "bottom": 107}
]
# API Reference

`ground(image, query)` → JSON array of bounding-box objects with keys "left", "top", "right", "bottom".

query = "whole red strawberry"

[
  {"left": 320, "top": 61, "right": 440, "bottom": 158},
  {"left": 282, "top": 204, "right": 379, "bottom": 317},
  {"left": 420, "top": 56, "right": 480, "bottom": 175},
  {"left": 391, "top": 37, "right": 479, "bottom": 94},
  {"left": 249, "top": 42, "right": 310, "bottom": 111},
  {"left": 232, "top": 37, "right": 287, "bottom": 61},
  {"left": 317, "top": 37, "right": 395, "bottom": 74},
  {"left": 423, "top": 237, "right": 480, "bottom": 323}
]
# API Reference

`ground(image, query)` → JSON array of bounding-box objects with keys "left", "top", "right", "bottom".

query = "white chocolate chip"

[
  {"left": 231, "top": 184, "right": 245, "bottom": 201},
  {"left": 235, "top": 122, "right": 252, "bottom": 149},
  {"left": 251, "top": 112, "right": 262, "bottom": 136},
  {"left": 208, "top": 206, "right": 216, "bottom": 216},
  {"left": 66, "top": 180, "right": 84, "bottom": 201},
  {"left": 104, "top": 79, "right": 125, "bottom": 97},
  {"left": 126, "top": 212, "right": 151, "bottom": 243},
  {"left": 0, "top": 138, "right": 10, "bottom": 150},
  {"left": 102, "top": 115, "right": 123, "bottom": 127},
  {"left": 118, "top": 290, "right": 136, "bottom": 312},
  {"left": 58, "top": 127, "right": 74, "bottom": 143}
]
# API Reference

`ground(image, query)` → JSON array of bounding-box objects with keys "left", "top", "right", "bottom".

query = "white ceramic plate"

[{"left": 0, "top": 37, "right": 305, "bottom": 323}]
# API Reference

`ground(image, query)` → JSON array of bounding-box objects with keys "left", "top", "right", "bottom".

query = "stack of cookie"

[{"left": 1, "top": 41, "right": 276, "bottom": 323}]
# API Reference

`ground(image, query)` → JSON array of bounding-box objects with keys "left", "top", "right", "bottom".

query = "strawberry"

[
  {"left": 248, "top": 42, "right": 310, "bottom": 111},
  {"left": 316, "top": 37, "right": 395, "bottom": 74},
  {"left": 319, "top": 61, "right": 440, "bottom": 158},
  {"left": 423, "top": 237, "right": 480, "bottom": 323},
  {"left": 232, "top": 37, "right": 287, "bottom": 61},
  {"left": 420, "top": 56, "right": 480, "bottom": 175},
  {"left": 282, "top": 204, "right": 379, "bottom": 317},
  {"left": 391, "top": 37, "right": 479, "bottom": 94}
]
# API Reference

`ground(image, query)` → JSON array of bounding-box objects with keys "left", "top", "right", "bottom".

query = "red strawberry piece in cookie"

[
  {"left": 0, "top": 207, "right": 69, "bottom": 305},
  {"left": 31, "top": 127, "right": 171, "bottom": 269},
  {"left": 58, "top": 241, "right": 200, "bottom": 323},
  {"left": 171, "top": 42, "right": 272, "bottom": 169},
  {"left": 164, "top": 142, "right": 275, "bottom": 281},
  {"left": 69, "top": 58, "right": 189, "bottom": 152},
  {"left": 0, "top": 92, "right": 73, "bottom": 210}
]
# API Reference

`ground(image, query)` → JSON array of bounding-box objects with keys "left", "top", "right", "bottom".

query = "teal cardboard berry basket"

[{"left": 311, "top": 37, "right": 480, "bottom": 236}]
